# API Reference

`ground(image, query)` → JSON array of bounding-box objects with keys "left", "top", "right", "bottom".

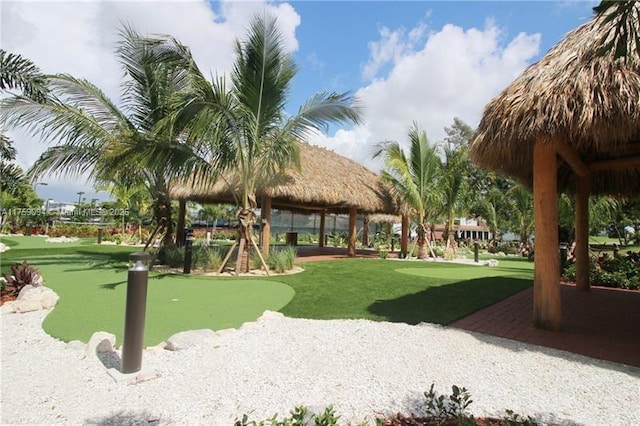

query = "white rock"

[
  {"left": 146, "top": 341, "right": 168, "bottom": 354},
  {"left": 257, "top": 310, "right": 285, "bottom": 321},
  {"left": 66, "top": 340, "right": 86, "bottom": 352},
  {"left": 14, "top": 299, "right": 43, "bottom": 313},
  {"left": 40, "top": 288, "right": 59, "bottom": 309},
  {"left": 1, "top": 301, "right": 16, "bottom": 314},
  {"left": 17, "top": 285, "right": 41, "bottom": 301},
  {"left": 85, "top": 332, "right": 116, "bottom": 358},
  {"left": 165, "top": 329, "right": 217, "bottom": 351},
  {"left": 239, "top": 321, "right": 259, "bottom": 330},
  {"left": 215, "top": 328, "right": 237, "bottom": 337}
]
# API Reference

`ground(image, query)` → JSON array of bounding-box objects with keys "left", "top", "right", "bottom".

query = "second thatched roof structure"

[
  {"left": 170, "top": 142, "right": 396, "bottom": 214},
  {"left": 470, "top": 4, "right": 640, "bottom": 195}
]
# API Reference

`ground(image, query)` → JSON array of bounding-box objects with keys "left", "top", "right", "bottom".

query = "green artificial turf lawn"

[
  {"left": 0, "top": 235, "right": 94, "bottom": 250},
  {"left": 4, "top": 242, "right": 533, "bottom": 344},
  {"left": 27, "top": 255, "right": 294, "bottom": 347},
  {"left": 274, "top": 258, "right": 533, "bottom": 325}
]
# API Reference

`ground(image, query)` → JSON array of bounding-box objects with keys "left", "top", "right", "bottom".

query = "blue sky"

[{"left": 1, "top": 0, "right": 597, "bottom": 204}]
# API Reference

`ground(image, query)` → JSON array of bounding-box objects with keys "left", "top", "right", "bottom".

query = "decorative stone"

[
  {"left": 85, "top": 331, "right": 116, "bottom": 358},
  {"left": 40, "top": 288, "right": 60, "bottom": 309},
  {"left": 239, "top": 321, "right": 259, "bottom": 330},
  {"left": 14, "top": 299, "right": 42, "bottom": 313},
  {"left": 165, "top": 329, "right": 217, "bottom": 351},
  {"left": 257, "top": 310, "right": 285, "bottom": 321},
  {"left": 66, "top": 340, "right": 86, "bottom": 352},
  {"left": 1, "top": 301, "right": 16, "bottom": 314},
  {"left": 215, "top": 328, "right": 237, "bottom": 337},
  {"left": 146, "top": 341, "right": 167, "bottom": 354}
]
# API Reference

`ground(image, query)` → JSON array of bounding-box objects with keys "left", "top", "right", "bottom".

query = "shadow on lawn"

[{"left": 368, "top": 276, "right": 531, "bottom": 325}]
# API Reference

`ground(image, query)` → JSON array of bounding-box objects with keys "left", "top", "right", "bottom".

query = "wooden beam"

[
  {"left": 554, "top": 140, "right": 589, "bottom": 177},
  {"left": 533, "top": 140, "right": 562, "bottom": 331},
  {"left": 261, "top": 196, "right": 272, "bottom": 258},
  {"left": 588, "top": 155, "right": 640, "bottom": 172},
  {"left": 575, "top": 175, "right": 590, "bottom": 291},
  {"left": 318, "top": 210, "right": 326, "bottom": 248},
  {"left": 176, "top": 200, "right": 186, "bottom": 247},
  {"left": 348, "top": 206, "right": 357, "bottom": 257}
]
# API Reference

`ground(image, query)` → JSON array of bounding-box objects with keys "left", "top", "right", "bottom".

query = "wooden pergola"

[
  {"left": 170, "top": 142, "right": 397, "bottom": 257},
  {"left": 470, "top": 5, "right": 640, "bottom": 330}
]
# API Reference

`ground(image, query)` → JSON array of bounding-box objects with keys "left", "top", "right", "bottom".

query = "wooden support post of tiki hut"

[
  {"left": 533, "top": 140, "right": 561, "bottom": 330},
  {"left": 362, "top": 216, "right": 369, "bottom": 247},
  {"left": 401, "top": 214, "right": 409, "bottom": 255},
  {"left": 261, "top": 196, "right": 272, "bottom": 258},
  {"left": 575, "top": 174, "right": 591, "bottom": 291},
  {"left": 348, "top": 206, "right": 357, "bottom": 257},
  {"left": 176, "top": 199, "right": 186, "bottom": 247},
  {"left": 318, "top": 210, "right": 326, "bottom": 247}
]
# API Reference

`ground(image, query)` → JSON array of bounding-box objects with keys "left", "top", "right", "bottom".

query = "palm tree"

[
  {"left": 168, "top": 13, "right": 362, "bottom": 272},
  {"left": 374, "top": 122, "right": 442, "bottom": 259},
  {"left": 0, "top": 50, "right": 48, "bottom": 199},
  {"left": 0, "top": 49, "right": 48, "bottom": 101},
  {"left": 507, "top": 184, "right": 534, "bottom": 243},
  {"left": 0, "top": 28, "right": 208, "bottom": 247}
]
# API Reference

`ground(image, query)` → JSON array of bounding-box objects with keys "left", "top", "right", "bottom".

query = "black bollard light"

[
  {"left": 97, "top": 228, "right": 103, "bottom": 244},
  {"left": 121, "top": 251, "right": 150, "bottom": 374},
  {"left": 474, "top": 242, "right": 479, "bottom": 263},
  {"left": 183, "top": 228, "right": 194, "bottom": 274},
  {"left": 559, "top": 244, "right": 568, "bottom": 274}
]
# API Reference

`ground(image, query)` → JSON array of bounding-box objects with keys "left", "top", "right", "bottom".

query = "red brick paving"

[{"left": 451, "top": 283, "right": 640, "bottom": 368}]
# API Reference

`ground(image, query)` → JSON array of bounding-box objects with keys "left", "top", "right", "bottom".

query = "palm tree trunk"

[
  {"left": 417, "top": 223, "right": 427, "bottom": 259},
  {"left": 235, "top": 207, "right": 255, "bottom": 273}
]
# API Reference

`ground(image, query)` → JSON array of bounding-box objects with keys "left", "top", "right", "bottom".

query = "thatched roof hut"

[
  {"left": 469, "top": 4, "right": 640, "bottom": 332},
  {"left": 170, "top": 142, "right": 396, "bottom": 214},
  {"left": 470, "top": 3, "right": 640, "bottom": 196}
]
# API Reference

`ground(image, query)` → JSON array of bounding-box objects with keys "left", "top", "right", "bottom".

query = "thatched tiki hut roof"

[
  {"left": 170, "top": 142, "right": 396, "bottom": 257},
  {"left": 470, "top": 3, "right": 640, "bottom": 196},
  {"left": 170, "top": 142, "right": 395, "bottom": 214},
  {"left": 469, "top": 3, "right": 640, "bottom": 332}
]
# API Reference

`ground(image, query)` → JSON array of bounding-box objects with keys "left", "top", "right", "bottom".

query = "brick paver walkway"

[{"left": 451, "top": 283, "right": 640, "bottom": 368}]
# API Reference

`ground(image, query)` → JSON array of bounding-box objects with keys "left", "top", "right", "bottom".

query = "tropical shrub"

[
  {"left": 235, "top": 384, "right": 537, "bottom": 425},
  {"left": 2, "top": 261, "right": 43, "bottom": 297},
  {"left": 268, "top": 246, "right": 296, "bottom": 273},
  {"left": 161, "top": 246, "right": 185, "bottom": 268},
  {"left": 194, "top": 246, "right": 224, "bottom": 271},
  {"left": 563, "top": 252, "right": 640, "bottom": 290}
]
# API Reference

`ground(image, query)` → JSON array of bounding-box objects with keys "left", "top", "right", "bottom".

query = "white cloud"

[
  {"left": 311, "top": 20, "right": 541, "bottom": 172},
  {"left": 1, "top": 0, "right": 300, "bottom": 202},
  {"left": 362, "top": 22, "right": 427, "bottom": 80}
]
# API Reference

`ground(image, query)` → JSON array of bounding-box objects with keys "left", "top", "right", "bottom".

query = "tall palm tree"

[
  {"left": 374, "top": 122, "right": 442, "bottom": 259},
  {"left": 0, "top": 28, "right": 208, "bottom": 247},
  {"left": 168, "top": 13, "right": 362, "bottom": 272}
]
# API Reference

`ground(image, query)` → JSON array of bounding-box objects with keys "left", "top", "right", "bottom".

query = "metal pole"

[
  {"left": 183, "top": 228, "right": 194, "bottom": 274},
  {"left": 121, "top": 252, "right": 150, "bottom": 374},
  {"left": 474, "top": 242, "right": 479, "bottom": 263}
]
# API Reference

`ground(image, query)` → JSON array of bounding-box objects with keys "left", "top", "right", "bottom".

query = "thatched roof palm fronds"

[
  {"left": 170, "top": 142, "right": 396, "bottom": 214},
  {"left": 470, "top": 2, "right": 640, "bottom": 196}
]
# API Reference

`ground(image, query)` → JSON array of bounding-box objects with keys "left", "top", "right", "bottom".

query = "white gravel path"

[{"left": 2, "top": 309, "right": 640, "bottom": 425}]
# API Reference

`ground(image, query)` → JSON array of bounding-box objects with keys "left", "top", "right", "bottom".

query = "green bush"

[
  {"left": 563, "top": 255, "right": 640, "bottom": 290},
  {"left": 268, "top": 246, "right": 297, "bottom": 273},
  {"left": 234, "top": 384, "right": 537, "bottom": 425},
  {"left": 194, "top": 246, "right": 223, "bottom": 271},
  {"left": 162, "top": 246, "right": 185, "bottom": 268}
]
